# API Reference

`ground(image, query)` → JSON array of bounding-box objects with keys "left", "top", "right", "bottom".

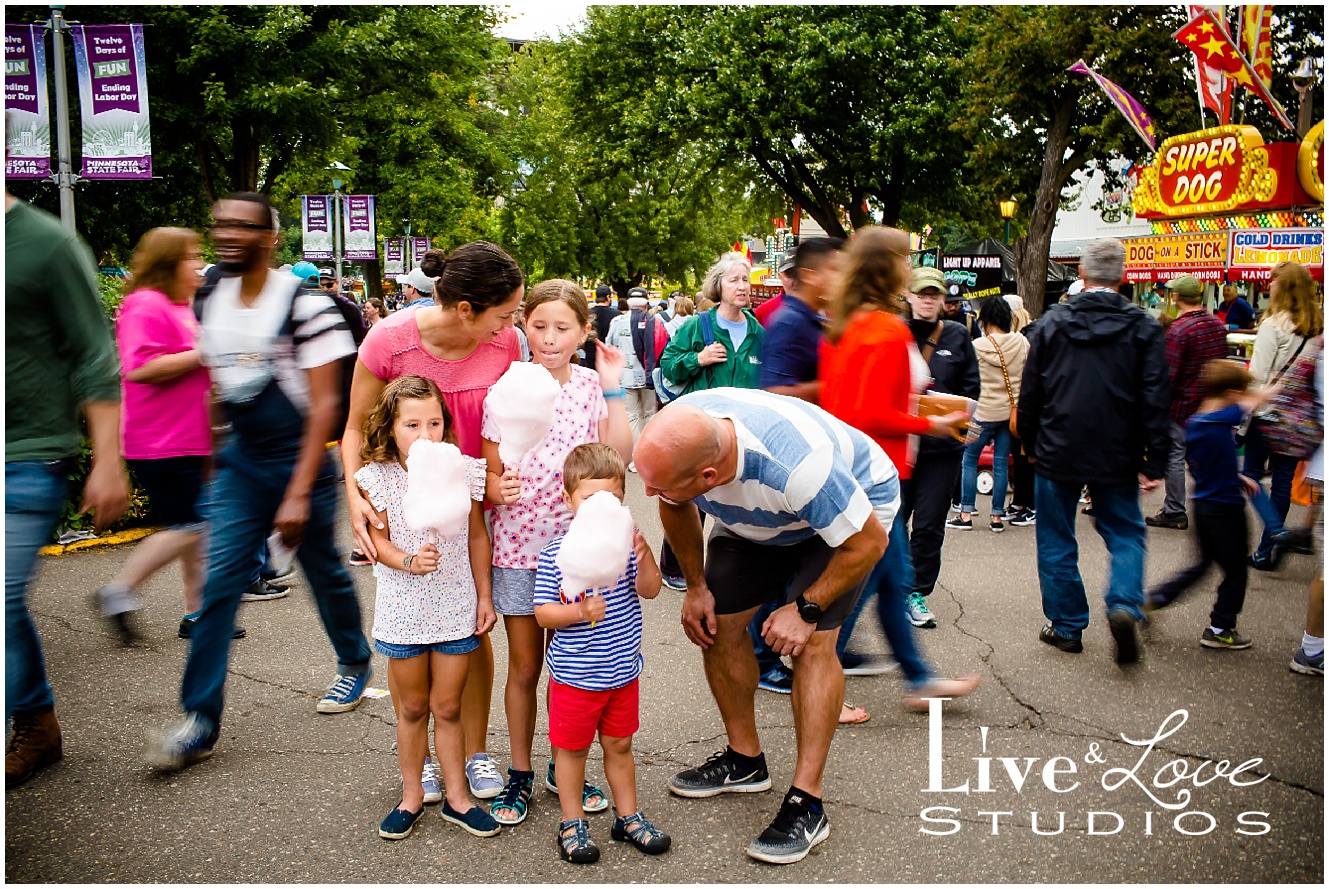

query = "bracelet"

[
  {"left": 603, "top": 388, "right": 625, "bottom": 399},
  {"left": 402, "top": 553, "right": 414, "bottom": 573}
]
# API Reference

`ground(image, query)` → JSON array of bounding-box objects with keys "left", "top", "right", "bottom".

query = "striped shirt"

[
  {"left": 533, "top": 537, "right": 643, "bottom": 691},
  {"left": 199, "top": 269, "right": 354, "bottom": 411},
  {"left": 673, "top": 388, "right": 900, "bottom": 547}
]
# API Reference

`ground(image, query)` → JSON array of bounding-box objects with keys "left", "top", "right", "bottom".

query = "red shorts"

[{"left": 547, "top": 678, "right": 640, "bottom": 751}]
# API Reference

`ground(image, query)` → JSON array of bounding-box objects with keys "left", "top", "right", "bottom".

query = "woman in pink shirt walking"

[{"left": 97, "top": 228, "right": 216, "bottom": 644}]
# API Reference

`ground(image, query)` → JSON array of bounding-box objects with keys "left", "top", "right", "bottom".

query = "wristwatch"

[
  {"left": 795, "top": 593, "right": 823, "bottom": 624},
  {"left": 402, "top": 553, "right": 415, "bottom": 573}
]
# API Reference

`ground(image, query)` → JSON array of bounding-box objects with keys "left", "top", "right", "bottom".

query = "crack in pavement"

[{"left": 939, "top": 580, "right": 1045, "bottom": 729}]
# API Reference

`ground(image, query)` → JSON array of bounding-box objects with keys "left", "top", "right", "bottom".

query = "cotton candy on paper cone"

[
  {"left": 402, "top": 438, "right": 471, "bottom": 539},
  {"left": 485, "top": 362, "right": 562, "bottom": 467},
  {"left": 557, "top": 490, "right": 634, "bottom": 599}
]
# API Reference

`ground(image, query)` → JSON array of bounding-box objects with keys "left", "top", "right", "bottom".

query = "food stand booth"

[{"left": 1127, "top": 122, "right": 1324, "bottom": 356}]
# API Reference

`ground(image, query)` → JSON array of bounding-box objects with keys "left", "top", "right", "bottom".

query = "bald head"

[{"left": 635, "top": 405, "right": 728, "bottom": 501}]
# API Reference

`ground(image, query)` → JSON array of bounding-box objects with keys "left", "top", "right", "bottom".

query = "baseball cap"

[
  {"left": 777, "top": 254, "right": 796, "bottom": 274},
  {"left": 290, "top": 261, "right": 320, "bottom": 286},
  {"left": 318, "top": 267, "right": 335, "bottom": 281},
  {"left": 627, "top": 286, "right": 649, "bottom": 299},
  {"left": 1165, "top": 275, "right": 1202, "bottom": 298},
  {"left": 911, "top": 266, "right": 947, "bottom": 294},
  {"left": 595, "top": 284, "right": 613, "bottom": 300},
  {"left": 395, "top": 267, "right": 434, "bottom": 294},
  {"left": 945, "top": 283, "right": 965, "bottom": 302}
]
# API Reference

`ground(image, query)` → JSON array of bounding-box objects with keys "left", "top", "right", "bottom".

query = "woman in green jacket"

[{"left": 660, "top": 252, "right": 764, "bottom": 394}]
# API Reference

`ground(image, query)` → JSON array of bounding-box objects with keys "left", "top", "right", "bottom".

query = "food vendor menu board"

[
  {"left": 1123, "top": 232, "right": 1229, "bottom": 282},
  {"left": 1228, "top": 229, "right": 1324, "bottom": 281}
]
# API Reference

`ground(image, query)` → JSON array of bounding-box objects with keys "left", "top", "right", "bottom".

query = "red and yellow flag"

[
  {"left": 1175, "top": 9, "right": 1293, "bottom": 130},
  {"left": 1240, "top": 5, "right": 1273, "bottom": 89}
]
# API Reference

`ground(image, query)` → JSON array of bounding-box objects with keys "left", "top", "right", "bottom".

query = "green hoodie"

[{"left": 659, "top": 307, "right": 764, "bottom": 395}]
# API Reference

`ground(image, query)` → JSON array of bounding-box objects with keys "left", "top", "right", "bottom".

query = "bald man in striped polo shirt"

[{"left": 635, "top": 387, "right": 898, "bottom": 864}]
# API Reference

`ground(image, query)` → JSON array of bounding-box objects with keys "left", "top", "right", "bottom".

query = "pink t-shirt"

[
  {"left": 115, "top": 288, "right": 212, "bottom": 460},
  {"left": 358, "top": 307, "right": 520, "bottom": 458},
  {"left": 482, "top": 364, "right": 608, "bottom": 569}
]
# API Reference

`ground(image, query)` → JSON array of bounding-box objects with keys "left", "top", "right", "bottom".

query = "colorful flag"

[
  {"left": 1175, "top": 9, "right": 1294, "bottom": 130},
  {"left": 69, "top": 24, "right": 152, "bottom": 179},
  {"left": 342, "top": 195, "right": 377, "bottom": 261},
  {"left": 1187, "top": 5, "right": 1233, "bottom": 123},
  {"left": 384, "top": 238, "right": 404, "bottom": 274},
  {"left": 301, "top": 195, "right": 334, "bottom": 261},
  {"left": 4, "top": 24, "right": 51, "bottom": 179},
  {"left": 732, "top": 239, "right": 752, "bottom": 262},
  {"left": 1067, "top": 61, "right": 1157, "bottom": 151},
  {"left": 1240, "top": 5, "right": 1273, "bottom": 88}
]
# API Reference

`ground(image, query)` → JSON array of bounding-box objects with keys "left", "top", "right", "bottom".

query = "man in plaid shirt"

[{"left": 1147, "top": 275, "right": 1230, "bottom": 530}]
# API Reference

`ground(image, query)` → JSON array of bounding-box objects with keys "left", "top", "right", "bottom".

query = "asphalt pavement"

[{"left": 5, "top": 477, "right": 1323, "bottom": 883}]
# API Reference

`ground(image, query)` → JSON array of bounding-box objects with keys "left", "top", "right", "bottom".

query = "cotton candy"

[
  {"left": 557, "top": 490, "right": 634, "bottom": 598},
  {"left": 402, "top": 438, "right": 471, "bottom": 539},
  {"left": 485, "top": 362, "right": 563, "bottom": 468}
]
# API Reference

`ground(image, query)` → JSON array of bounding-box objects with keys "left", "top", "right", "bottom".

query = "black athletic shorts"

[
  {"left": 702, "top": 529, "right": 866, "bottom": 631},
  {"left": 127, "top": 456, "right": 207, "bottom": 531}
]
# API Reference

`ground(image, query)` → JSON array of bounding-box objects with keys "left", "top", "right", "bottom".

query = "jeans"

[
  {"left": 899, "top": 450, "right": 962, "bottom": 596},
  {"left": 6, "top": 460, "right": 70, "bottom": 722},
  {"left": 1162, "top": 422, "right": 1189, "bottom": 518},
  {"left": 835, "top": 514, "right": 931, "bottom": 685},
  {"left": 959, "top": 422, "right": 1012, "bottom": 516},
  {"left": 1147, "top": 501, "right": 1248, "bottom": 630},
  {"left": 1241, "top": 423, "right": 1297, "bottom": 555},
  {"left": 180, "top": 444, "right": 370, "bottom": 733},
  {"left": 1035, "top": 475, "right": 1146, "bottom": 640}
]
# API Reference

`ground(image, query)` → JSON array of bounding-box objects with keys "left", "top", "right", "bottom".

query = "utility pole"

[{"left": 48, "top": 5, "right": 77, "bottom": 231}]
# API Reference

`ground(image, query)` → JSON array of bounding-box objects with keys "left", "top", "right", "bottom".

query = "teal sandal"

[
  {"left": 491, "top": 768, "right": 534, "bottom": 825},
  {"left": 546, "top": 759, "right": 609, "bottom": 813}
]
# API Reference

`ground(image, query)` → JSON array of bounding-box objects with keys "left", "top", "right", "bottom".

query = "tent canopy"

[{"left": 950, "top": 238, "right": 1078, "bottom": 283}]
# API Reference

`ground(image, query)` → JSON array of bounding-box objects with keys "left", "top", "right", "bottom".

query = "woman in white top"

[{"left": 1244, "top": 261, "right": 1324, "bottom": 569}]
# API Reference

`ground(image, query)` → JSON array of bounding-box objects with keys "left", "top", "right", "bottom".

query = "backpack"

[
  {"left": 652, "top": 312, "right": 713, "bottom": 404},
  {"left": 1254, "top": 336, "right": 1323, "bottom": 459}
]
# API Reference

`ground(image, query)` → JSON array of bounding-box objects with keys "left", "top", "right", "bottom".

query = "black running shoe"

[
  {"left": 667, "top": 748, "right": 771, "bottom": 798},
  {"left": 1108, "top": 608, "right": 1139, "bottom": 665},
  {"left": 746, "top": 790, "right": 830, "bottom": 865}
]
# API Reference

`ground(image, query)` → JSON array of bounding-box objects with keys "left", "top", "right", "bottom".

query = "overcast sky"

[{"left": 494, "top": 1, "right": 590, "bottom": 40}]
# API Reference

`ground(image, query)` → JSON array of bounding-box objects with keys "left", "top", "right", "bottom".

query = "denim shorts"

[
  {"left": 492, "top": 567, "right": 537, "bottom": 616},
  {"left": 374, "top": 636, "right": 479, "bottom": 659}
]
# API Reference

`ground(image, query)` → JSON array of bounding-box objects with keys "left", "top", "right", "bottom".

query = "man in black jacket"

[
  {"left": 903, "top": 266, "right": 980, "bottom": 628},
  {"left": 1017, "top": 238, "right": 1170, "bottom": 665}
]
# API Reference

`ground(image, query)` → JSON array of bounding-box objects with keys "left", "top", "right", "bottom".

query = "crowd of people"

[{"left": 6, "top": 180, "right": 1324, "bottom": 867}]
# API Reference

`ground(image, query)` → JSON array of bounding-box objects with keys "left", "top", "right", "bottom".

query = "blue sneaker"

[
  {"left": 757, "top": 664, "right": 794, "bottom": 694},
  {"left": 441, "top": 800, "right": 502, "bottom": 837},
  {"left": 421, "top": 756, "right": 443, "bottom": 804},
  {"left": 317, "top": 668, "right": 372, "bottom": 714},
  {"left": 145, "top": 713, "right": 216, "bottom": 771},
  {"left": 379, "top": 804, "right": 424, "bottom": 840}
]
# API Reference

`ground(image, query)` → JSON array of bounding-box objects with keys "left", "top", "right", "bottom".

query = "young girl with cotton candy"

[
  {"left": 353, "top": 375, "right": 500, "bottom": 842},
  {"left": 481, "top": 279, "right": 633, "bottom": 825}
]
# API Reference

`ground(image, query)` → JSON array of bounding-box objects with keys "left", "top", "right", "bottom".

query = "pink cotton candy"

[
  {"left": 556, "top": 490, "right": 634, "bottom": 597},
  {"left": 402, "top": 439, "right": 471, "bottom": 539},
  {"left": 485, "top": 362, "right": 563, "bottom": 467}
]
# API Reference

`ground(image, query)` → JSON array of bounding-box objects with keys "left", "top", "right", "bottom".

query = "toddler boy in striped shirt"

[{"left": 533, "top": 443, "right": 670, "bottom": 863}]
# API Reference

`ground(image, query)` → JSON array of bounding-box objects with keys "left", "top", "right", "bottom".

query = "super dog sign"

[{"left": 1134, "top": 125, "right": 1278, "bottom": 217}]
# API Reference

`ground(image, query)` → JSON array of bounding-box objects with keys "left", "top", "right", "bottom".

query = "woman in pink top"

[
  {"left": 96, "top": 228, "right": 214, "bottom": 644},
  {"left": 342, "top": 241, "right": 525, "bottom": 798}
]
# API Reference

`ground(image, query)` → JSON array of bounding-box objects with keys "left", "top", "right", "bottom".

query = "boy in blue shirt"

[
  {"left": 1146, "top": 360, "right": 1272, "bottom": 648},
  {"left": 534, "top": 443, "right": 670, "bottom": 864}
]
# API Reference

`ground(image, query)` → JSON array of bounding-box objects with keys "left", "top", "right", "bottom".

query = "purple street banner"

[
  {"left": 302, "top": 195, "right": 334, "bottom": 261},
  {"left": 412, "top": 237, "right": 431, "bottom": 268},
  {"left": 343, "top": 195, "right": 377, "bottom": 261},
  {"left": 384, "top": 238, "right": 405, "bottom": 274},
  {"left": 5, "top": 25, "right": 51, "bottom": 179},
  {"left": 1067, "top": 60, "right": 1157, "bottom": 152},
  {"left": 69, "top": 24, "right": 152, "bottom": 179}
]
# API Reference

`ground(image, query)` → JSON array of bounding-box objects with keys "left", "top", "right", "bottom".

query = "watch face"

[{"left": 798, "top": 597, "right": 822, "bottom": 622}]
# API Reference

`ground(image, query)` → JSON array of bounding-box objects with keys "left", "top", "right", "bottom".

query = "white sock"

[
  {"left": 1303, "top": 633, "right": 1324, "bottom": 658},
  {"left": 1209, "top": 625, "right": 1226, "bottom": 636}
]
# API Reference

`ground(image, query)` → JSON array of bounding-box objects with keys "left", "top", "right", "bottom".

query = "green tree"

[{"left": 959, "top": 5, "right": 1214, "bottom": 314}]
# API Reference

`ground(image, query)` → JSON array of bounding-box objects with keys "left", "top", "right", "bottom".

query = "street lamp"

[
  {"left": 999, "top": 197, "right": 1017, "bottom": 246},
  {"left": 326, "top": 161, "right": 352, "bottom": 286},
  {"left": 1291, "top": 57, "right": 1319, "bottom": 138}
]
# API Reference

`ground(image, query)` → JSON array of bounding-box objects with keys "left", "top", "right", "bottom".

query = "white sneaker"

[
  {"left": 628, "top": 461, "right": 637, "bottom": 473},
  {"left": 906, "top": 592, "right": 936, "bottom": 628}
]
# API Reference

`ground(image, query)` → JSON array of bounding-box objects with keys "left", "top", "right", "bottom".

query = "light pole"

[
  {"left": 999, "top": 197, "right": 1017, "bottom": 246},
  {"left": 327, "top": 161, "right": 352, "bottom": 287},
  {"left": 48, "top": 5, "right": 77, "bottom": 230},
  {"left": 403, "top": 219, "right": 412, "bottom": 271},
  {"left": 1291, "top": 57, "right": 1319, "bottom": 138}
]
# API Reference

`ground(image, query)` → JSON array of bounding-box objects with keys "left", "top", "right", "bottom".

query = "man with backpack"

[
  {"left": 147, "top": 192, "right": 373, "bottom": 771},
  {"left": 606, "top": 287, "right": 665, "bottom": 453}
]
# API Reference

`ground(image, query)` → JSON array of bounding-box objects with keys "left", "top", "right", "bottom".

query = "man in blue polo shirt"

[
  {"left": 758, "top": 237, "right": 843, "bottom": 404},
  {"left": 635, "top": 388, "right": 896, "bottom": 865}
]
